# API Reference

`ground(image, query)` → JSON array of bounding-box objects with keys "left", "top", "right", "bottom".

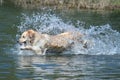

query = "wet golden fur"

[{"left": 19, "top": 29, "right": 84, "bottom": 55}]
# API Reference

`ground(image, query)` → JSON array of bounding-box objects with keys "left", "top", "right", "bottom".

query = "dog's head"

[{"left": 19, "top": 29, "right": 35, "bottom": 46}]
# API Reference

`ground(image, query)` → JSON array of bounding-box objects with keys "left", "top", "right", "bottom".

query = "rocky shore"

[{"left": 1, "top": 0, "right": 120, "bottom": 10}]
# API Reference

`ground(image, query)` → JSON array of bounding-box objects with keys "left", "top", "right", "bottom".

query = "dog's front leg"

[
  {"left": 20, "top": 46, "right": 32, "bottom": 50},
  {"left": 32, "top": 46, "right": 43, "bottom": 55},
  {"left": 25, "top": 46, "right": 33, "bottom": 50},
  {"left": 34, "top": 47, "right": 47, "bottom": 55},
  {"left": 34, "top": 49, "right": 43, "bottom": 55}
]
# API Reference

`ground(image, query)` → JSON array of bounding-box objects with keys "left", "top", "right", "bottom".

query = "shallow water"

[{"left": 0, "top": 4, "right": 120, "bottom": 80}]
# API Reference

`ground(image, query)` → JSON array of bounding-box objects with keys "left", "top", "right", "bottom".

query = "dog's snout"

[
  {"left": 18, "top": 41, "right": 22, "bottom": 45},
  {"left": 17, "top": 40, "right": 23, "bottom": 45}
]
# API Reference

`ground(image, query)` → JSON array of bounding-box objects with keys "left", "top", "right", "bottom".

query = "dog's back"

[{"left": 47, "top": 32, "right": 82, "bottom": 50}]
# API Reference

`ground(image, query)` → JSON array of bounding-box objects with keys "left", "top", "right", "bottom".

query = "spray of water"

[{"left": 16, "top": 12, "right": 120, "bottom": 55}]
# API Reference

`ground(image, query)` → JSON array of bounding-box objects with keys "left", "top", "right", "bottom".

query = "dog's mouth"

[
  {"left": 18, "top": 41, "right": 28, "bottom": 50},
  {"left": 23, "top": 41, "right": 27, "bottom": 45},
  {"left": 18, "top": 41, "right": 27, "bottom": 45}
]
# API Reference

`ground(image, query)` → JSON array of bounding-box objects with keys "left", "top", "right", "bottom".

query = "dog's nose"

[{"left": 17, "top": 40, "right": 19, "bottom": 43}]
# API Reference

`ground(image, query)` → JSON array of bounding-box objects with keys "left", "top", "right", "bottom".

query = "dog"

[{"left": 18, "top": 29, "right": 87, "bottom": 55}]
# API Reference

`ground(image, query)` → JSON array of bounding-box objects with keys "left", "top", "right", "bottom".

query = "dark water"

[{"left": 0, "top": 4, "right": 120, "bottom": 80}]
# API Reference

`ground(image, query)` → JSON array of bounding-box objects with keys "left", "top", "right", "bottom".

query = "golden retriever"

[{"left": 18, "top": 29, "right": 86, "bottom": 55}]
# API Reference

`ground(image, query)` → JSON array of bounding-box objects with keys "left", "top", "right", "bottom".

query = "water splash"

[
  {"left": 81, "top": 25, "right": 120, "bottom": 55},
  {"left": 16, "top": 12, "right": 120, "bottom": 55}
]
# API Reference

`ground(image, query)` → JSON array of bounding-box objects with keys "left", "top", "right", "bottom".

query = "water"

[{"left": 0, "top": 4, "right": 120, "bottom": 80}]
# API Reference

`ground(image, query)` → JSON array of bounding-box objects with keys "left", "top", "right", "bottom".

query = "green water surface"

[{"left": 0, "top": 3, "right": 120, "bottom": 80}]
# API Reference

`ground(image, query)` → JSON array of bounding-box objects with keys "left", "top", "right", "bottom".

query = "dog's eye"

[{"left": 22, "top": 36, "right": 25, "bottom": 38}]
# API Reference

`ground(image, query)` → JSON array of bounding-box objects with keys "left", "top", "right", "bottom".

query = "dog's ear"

[
  {"left": 28, "top": 30, "right": 35, "bottom": 38},
  {"left": 27, "top": 30, "right": 35, "bottom": 44}
]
